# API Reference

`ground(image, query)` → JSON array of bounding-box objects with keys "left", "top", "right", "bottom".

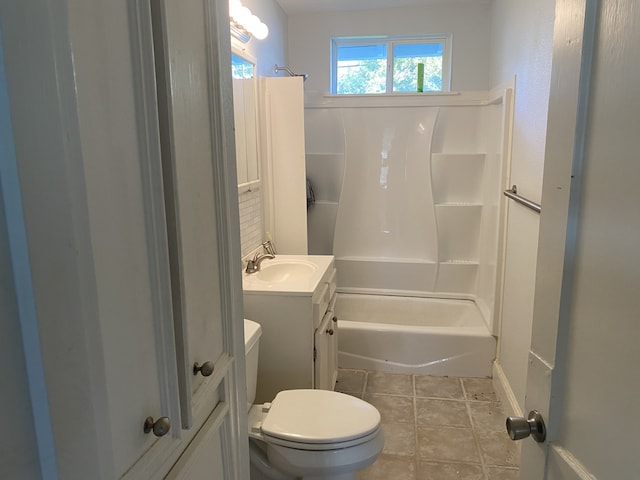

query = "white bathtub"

[{"left": 336, "top": 294, "right": 496, "bottom": 377}]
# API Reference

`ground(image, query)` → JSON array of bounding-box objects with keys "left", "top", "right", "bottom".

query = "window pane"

[
  {"left": 392, "top": 42, "right": 443, "bottom": 92},
  {"left": 336, "top": 44, "right": 387, "bottom": 94},
  {"left": 232, "top": 54, "right": 254, "bottom": 79}
]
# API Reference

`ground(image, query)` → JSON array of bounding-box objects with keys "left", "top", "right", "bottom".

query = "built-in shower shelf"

[{"left": 431, "top": 153, "right": 486, "bottom": 204}]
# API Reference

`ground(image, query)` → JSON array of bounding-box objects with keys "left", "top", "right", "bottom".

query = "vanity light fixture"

[{"left": 229, "top": 0, "right": 269, "bottom": 43}]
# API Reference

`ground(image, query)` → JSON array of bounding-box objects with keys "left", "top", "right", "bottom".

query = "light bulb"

[
  {"left": 229, "top": 0, "right": 241, "bottom": 20},
  {"left": 236, "top": 6, "right": 251, "bottom": 26},
  {"left": 253, "top": 22, "right": 269, "bottom": 40},
  {"left": 246, "top": 14, "right": 260, "bottom": 33}
]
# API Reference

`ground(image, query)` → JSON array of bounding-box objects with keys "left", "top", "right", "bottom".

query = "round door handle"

[
  {"left": 326, "top": 328, "right": 334, "bottom": 335},
  {"left": 143, "top": 416, "right": 171, "bottom": 437},
  {"left": 332, "top": 316, "right": 338, "bottom": 323},
  {"left": 506, "top": 410, "right": 546, "bottom": 442},
  {"left": 193, "top": 361, "right": 214, "bottom": 377}
]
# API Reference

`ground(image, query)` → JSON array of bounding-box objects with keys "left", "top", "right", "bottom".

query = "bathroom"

[
  {"left": 233, "top": 0, "right": 548, "bottom": 477},
  {"left": 237, "top": 0, "right": 547, "bottom": 440},
  {"left": 3, "top": 0, "right": 638, "bottom": 479}
]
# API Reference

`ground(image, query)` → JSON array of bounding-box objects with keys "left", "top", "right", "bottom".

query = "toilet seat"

[{"left": 249, "top": 389, "right": 381, "bottom": 451}]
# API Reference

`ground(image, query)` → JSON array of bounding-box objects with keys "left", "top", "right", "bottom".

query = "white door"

[{"left": 519, "top": 0, "right": 640, "bottom": 478}]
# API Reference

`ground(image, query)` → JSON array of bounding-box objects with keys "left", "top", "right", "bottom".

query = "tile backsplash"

[{"left": 238, "top": 189, "right": 263, "bottom": 257}]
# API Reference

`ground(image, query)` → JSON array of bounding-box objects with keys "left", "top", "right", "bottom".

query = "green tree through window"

[{"left": 332, "top": 36, "right": 450, "bottom": 94}]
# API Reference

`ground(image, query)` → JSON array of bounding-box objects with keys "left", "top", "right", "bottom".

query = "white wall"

[
  {"left": 287, "top": 2, "right": 492, "bottom": 94},
  {"left": 490, "top": 0, "right": 556, "bottom": 411}
]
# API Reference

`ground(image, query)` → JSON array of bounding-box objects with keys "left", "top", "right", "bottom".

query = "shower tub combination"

[
  {"left": 335, "top": 294, "right": 496, "bottom": 378},
  {"left": 305, "top": 91, "right": 513, "bottom": 378}
]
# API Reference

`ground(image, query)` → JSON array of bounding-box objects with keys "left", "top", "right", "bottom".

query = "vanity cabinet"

[{"left": 243, "top": 256, "right": 338, "bottom": 403}]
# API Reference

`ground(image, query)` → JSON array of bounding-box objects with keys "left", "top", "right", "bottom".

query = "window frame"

[{"left": 330, "top": 34, "right": 452, "bottom": 95}]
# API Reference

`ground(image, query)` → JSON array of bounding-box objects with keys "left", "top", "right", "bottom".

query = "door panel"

[{"left": 522, "top": 0, "right": 640, "bottom": 478}]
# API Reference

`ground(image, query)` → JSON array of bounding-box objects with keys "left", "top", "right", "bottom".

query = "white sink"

[
  {"left": 242, "top": 255, "right": 334, "bottom": 295},
  {"left": 252, "top": 259, "right": 318, "bottom": 283}
]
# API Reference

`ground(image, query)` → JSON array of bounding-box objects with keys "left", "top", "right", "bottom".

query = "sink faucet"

[
  {"left": 262, "top": 240, "right": 277, "bottom": 256},
  {"left": 245, "top": 252, "right": 275, "bottom": 274}
]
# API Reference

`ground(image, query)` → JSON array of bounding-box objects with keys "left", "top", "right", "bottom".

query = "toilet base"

[
  {"left": 249, "top": 434, "right": 383, "bottom": 480},
  {"left": 249, "top": 439, "right": 358, "bottom": 480}
]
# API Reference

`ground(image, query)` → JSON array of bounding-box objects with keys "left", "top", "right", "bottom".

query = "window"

[
  {"left": 331, "top": 35, "right": 451, "bottom": 95},
  {"left": 232, "top": 53, "right": 254, "bottom": 79}
]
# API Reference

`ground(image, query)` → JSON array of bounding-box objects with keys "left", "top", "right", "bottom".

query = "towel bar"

[{"left": 503, "top": 185, "right": 541, "bottom": 213}]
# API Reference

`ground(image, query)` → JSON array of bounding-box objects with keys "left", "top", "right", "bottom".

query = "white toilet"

[{"left": 244, "top": 319, "right": 384, "bottom": 480}]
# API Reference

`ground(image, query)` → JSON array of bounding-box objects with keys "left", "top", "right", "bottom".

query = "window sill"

[{"left": 304, "top": 90, "right": 493, "bottom": 109}]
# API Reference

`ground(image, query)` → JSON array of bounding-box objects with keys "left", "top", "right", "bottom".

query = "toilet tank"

[{"left": 243, "top": 319, "right": 262, "bottom": 411}]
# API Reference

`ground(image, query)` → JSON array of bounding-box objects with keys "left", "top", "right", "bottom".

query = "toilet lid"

[{"left": 261, "top": 389, "right": 381, "bottom": 444}]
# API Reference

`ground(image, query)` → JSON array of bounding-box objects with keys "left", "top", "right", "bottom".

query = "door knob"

[
  {"left": 143, "top": 416, "right": 171, "bottom": 437},
  {"left": 193, "top": 361, "right": 214, "bottom": 377},
  {"left": 326, "top": 328, "right": 334, "bottom": 335},
  {"left": 506, "top": 410, "right": 546, "bottom": 442}
]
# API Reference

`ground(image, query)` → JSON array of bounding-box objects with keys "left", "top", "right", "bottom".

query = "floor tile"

[
  {"left": 468, "top": 402, "right": 507, "bottom": 432},
  {"left": 462, "top": 377, "right": 498, "bottom": 402},
  {"left": 486, "top": 467, "right": 520, "bottom": 480},
  {"left": 416, "top": 460, "right": 484, "bottom": 480},
  {"left": 478, "top": 431, "right": 521, "bottom": 467},
  {"left": 381, "top": 423, "right": 416, "bottom": 456},
  {"left": 335, "top": 369, "right": 520, "bottom": 479},
  {"left": 415, "top": 375, "right": 464, "bottom": 399},
  {"left": 416, "top": 398, "right": 470, "bottom": 428},
  {"left": 417, "top": 426, "right": 480, "bottom": 463},
  {"left": 335, "top": 368, "right": 366, "bottom": 394},
  {"left": 365, "top": 393, "right": 414, "bottom": 424},
  {"left": 357, "top": 454, "right": 416, "bottom": 480},
  {"left": 366, "top": 371, "right": 413, "bottom": 396}
]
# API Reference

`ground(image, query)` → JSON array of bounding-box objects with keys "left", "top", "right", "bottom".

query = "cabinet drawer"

[
  {"left": 327, "top": 268, "right": 337, "bottom": 299},
  {"left": 328, "top": 291, "right": 337, "bottom": 316},
  {"left": 312, "top": 283, "right": 330, "bottom": 329}
]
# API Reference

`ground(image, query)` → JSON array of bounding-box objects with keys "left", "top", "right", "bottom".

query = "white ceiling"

[{"left": 276, "top": 0, "right": 484, "bottom": 14}]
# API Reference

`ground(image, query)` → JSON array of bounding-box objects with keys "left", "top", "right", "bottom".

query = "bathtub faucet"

[{"left": 245, "top": 252, "right": 275, "bottom": 274}]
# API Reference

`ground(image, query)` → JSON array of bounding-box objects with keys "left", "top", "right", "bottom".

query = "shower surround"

[{"left": 305, "top": 90, "right": 513, "bottom": 376}]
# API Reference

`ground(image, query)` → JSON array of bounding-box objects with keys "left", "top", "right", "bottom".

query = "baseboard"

[
  {"left": 547, "top": 445, "right": 598, "bottom": 480},
  {"left": 492, "top": 360, "right": 523, "bottom": 416}
]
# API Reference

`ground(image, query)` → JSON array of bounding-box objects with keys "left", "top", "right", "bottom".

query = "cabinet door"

[
  {"left": 61, "top": 2, "right": 184, "bottom": 478},
  {"left": 165, "top": 402, "right": 231, "bottom": 480},
  {"left": 314, "top": 309, "right": 337, "bottom": 390},
  {"left": 151, "top": 0, "right": 227, "bottom": 430}
]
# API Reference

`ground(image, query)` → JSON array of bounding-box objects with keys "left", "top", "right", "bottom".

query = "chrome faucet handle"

[
  {"left": 262, "top": 241, "right": 277, "bottom": 256},
  {"left": 245, "top": 251, "right": 275, "bottom": 274}
]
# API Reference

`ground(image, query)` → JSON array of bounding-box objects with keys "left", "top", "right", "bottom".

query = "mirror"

[{"left": 232, "top": 49, "right": 260, "bottom": 191}]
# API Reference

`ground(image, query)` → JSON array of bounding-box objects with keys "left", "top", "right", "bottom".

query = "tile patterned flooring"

[{"left": 335, "top": 369, "right": 521, "bottom": 480}]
